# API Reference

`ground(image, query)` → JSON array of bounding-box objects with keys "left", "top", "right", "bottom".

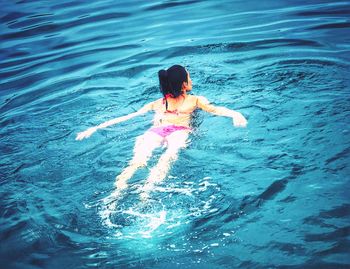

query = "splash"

[{"left": 98, "top": 176, "right": 219, "bottom": 240}]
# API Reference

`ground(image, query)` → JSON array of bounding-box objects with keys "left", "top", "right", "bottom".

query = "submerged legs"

[
  {"left": 117, "top": 131, "right": 163, "bottom": 187},
  {"left": 102, "top": 129, "right": 189, "bottom": 215},
  {"left": 103, "top": 131, "right": 162, "bottom": 209},
  {"left": 141, "top": 130, "right": 189, "bottom": 199}
]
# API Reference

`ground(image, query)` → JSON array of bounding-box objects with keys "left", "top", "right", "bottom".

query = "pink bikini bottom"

[{"left": 148, "top": 125, "right": 191, "bottom": 138}]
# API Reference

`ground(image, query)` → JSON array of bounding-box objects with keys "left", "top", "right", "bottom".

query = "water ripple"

[{"left": 1, "top": 0, "right": 350, "bottom": 268}]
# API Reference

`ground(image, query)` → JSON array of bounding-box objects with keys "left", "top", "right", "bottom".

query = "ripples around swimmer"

[{"left": 94, "top": 176, "right": 222, "bottom": 244}]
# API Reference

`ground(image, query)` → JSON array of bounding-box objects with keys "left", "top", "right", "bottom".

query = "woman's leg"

[
  {"left": 104, "top": 131, "right": 163, "bottom": 207},
  {"left": 115, "top": 131, "right": 163, "bottom": 190},
  {"left": 141, "top": 130, "right": 189, "bottom": 199}
]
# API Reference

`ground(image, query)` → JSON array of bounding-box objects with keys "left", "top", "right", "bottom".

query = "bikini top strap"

[{"left": 163, "top": 93, "right": 174, "bottom": 111}]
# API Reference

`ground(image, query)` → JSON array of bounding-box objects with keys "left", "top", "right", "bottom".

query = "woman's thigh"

[
  {"left": 165, "top": 130, "right": 190, "bottom": 152},
  {"left": 133, "top": 131, "right": 163, "bottom": 154}
]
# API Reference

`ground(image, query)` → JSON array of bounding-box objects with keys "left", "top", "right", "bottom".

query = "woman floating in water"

[{"left": 76, "top": 65, "right": 247, "bottom": 201}]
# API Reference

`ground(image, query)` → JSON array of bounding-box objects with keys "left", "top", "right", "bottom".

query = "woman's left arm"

[{"left": 196, "top": 96, "right": 248, "bottom": 127}]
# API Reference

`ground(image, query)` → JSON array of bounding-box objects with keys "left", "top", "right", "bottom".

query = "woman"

[{"left": 76, "top": 65, "right": 247, "bottom": 201}]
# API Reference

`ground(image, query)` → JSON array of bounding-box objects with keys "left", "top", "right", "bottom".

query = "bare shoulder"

[
  {"left": 151, "top": 98, "right": 164, "bottom": 110},
  {"left": 192, "top": 95, "right": 210, "bottom": 105},
  {"left": 187, "top": 95, "right": 201, "bottom": 104}
]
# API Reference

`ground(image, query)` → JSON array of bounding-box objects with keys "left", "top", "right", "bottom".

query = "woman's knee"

[{"left": 129, "top": 155, "right": 148, "bottom": 168}]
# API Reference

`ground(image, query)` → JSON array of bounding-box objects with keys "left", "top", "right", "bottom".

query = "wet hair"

[{"left": 158, "top": 65, "right": 188, "bottom": 110}]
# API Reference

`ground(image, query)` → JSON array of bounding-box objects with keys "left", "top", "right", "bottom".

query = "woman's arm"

[
  {"left": 75, "top": 102, "right": 154, "bottom": 140},
  {"left": 196, "top": 96, "right": 248, "bottom": 127}
]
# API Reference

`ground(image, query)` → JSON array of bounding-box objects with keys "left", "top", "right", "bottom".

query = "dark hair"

[{"left": 158, "top": 65, "right": 188, "bottom": 99}]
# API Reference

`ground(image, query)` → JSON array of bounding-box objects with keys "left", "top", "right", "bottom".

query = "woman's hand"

[
  {"left": 76, "top": 127, "right": 98, "bottom": 140},
  {"left": 232, "top": 112, "right": 248, "bottom": 128}
]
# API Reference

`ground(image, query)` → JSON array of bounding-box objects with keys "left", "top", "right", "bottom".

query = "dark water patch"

[
  {"left": 329, "top": 97, "right": 350, "bottom": 116},
  {"left": 3, "top": 49, "right": 31, "bottom": 59},
  {"left": 191, "top": 201, "right": 239, "bottom": 229},
  {"left": 0, "top": 76, "right": 86, "bottom": 115},
  {"left": 269, "top": 262, "right": 350, "bottom": 269},
  {"left": 51, "top": 33, "right": 123, "bottom": 50},
  {"left": 58, "top": 11, "right": 131, "bottom": 30},
  {"left": 1, "top": 60, "right": 95, "bottom": 86},
  {"left": 303, "top": 215, "right": 338, "bottom": 229},
  {"left": 0, "top": 44, "right": 136, "bottom": 84},
  {"left": 141, "top": 85, "right": 160, "bottom": 97},
  {"left": 0, "top": 219, "right": 28, "bottom": 242},
  {"left": 0, "top": 12, "right": 130, "bottom": 41},
  {"left": 104, "top": 50, "right": 161, "bottom": 68},
  {"left": 252, "top": 58, "right": 346, "bottom": 75},
  {"left": 313, "top": 239, "right": 350, "bottom": 257},
  {"left": 0, "top": 71, "right": 63, "bottom": 110},
  {"left": 0, "top": 50, "right": 59, "bottom": 70},
  {"left": 0, "top": 112, "right": 22, "bottom": 128},
  {"left": 0, "top": 223, "right": 81, "bottom": 269},
  {"left": 52, "top": 1, "right": 88, "bottom": 10},
  {"left": 8, "top": 15, "right": 54, "bottom": 30},
  {"left": 99, "top": 64, "right": 161, "bottom": 78},
  {"left": 257, "top": 164, "right": 304, "bottom": 201},
  {"left": 249, "top": 57, "right": 348, "bottom": 95},
  {"left": 266, "top": 153, "right": 289, "bottom": 166},
  {"left": 278, "top": 195, "right": 297, "bottom": 203},
  {"left": 164, "top": 39, "right": 322, "bottom": 59},
  {"left": 238, "top": 260, "right": 262, "bottom": 269},
  {"left": 42, "top": 130, "right": 74, "bottom": 145},
  {"left": 143, "top": 0, "right": 200, "bottom": 11},
  {"left": 310, "top": 22, "right": 350, "bottom": 30},
  {"left": 241, "top": 38, "right": 323, "bottom": 49},
  {"left": 11, "top": 159, "right": 45, "bottom": 176},
  {"left": 1, "top": 75, "right": 49, "bottom": 103},
  {"left": 319, "top": 203, "right": 350, "bottom": 219},
  {"left": 221, "top": 176, "right": 294, "bottom": 224},
  {"left": 232, "top": 162, "right": 305, "bottom": 220},
  {"left": 1, "top": 196, "right": 29, "bottom": 222},
  {"left": 89, "top": 71, "right": 130, "bottom": 82},
  {"left": 295, "top": 8, "right": 350, "bottom": 17},
  {"left": 304, "top": 226, "right": 350, "bottom": 242},
  {"left": 303, "top": 203, "right": 350, "bottom": 229},
  {"left": 279, "top": 58, "right": 345, "bottom": 67},
  {"left": 323, "top": 164, "right": 348, "bottom": 174},
  {"left": 0, "top": 22, "right": 61, "bottom": 41},
  {"left": 0, "top": 11, "right": 33, "bottom": 24},
  {"left": 325, "top": 147, "right": 350, "bottom": 165},
  {"left": 224, "top": 52, "right": 282, "bottom": 65},
  {"left": 0, "top": 142, "right": 17, "bottom": 157},
  {"left": 204, "top": 73, "right": 237, "bottom": 86},
  {"left": 71, "top": 86, "right": 124, "bottom": 97},
  {"left": 256, "top": 178, "right": 289, "bottom": 202},
  {"left": 268, "top": 241, "right": 307, "bottom": 255},
  {"left": 63, "top": 60, "right": 98, "bottom": 73},
  {"left": 28, "top": 13, "right": 54, "bottom": 19},
  {"left": 53, "top": 44, "right": 138, "bottom": 63}
]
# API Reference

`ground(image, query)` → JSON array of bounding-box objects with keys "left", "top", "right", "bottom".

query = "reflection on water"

[{"left": 1, "top": 0, "right": 350, "bottom": 268}]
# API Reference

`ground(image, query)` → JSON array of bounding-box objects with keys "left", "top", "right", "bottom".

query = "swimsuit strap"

[
  {"left": 165, "top": 109, "right": 179, "bottom": 115},
  {"left": 164, "top": 95, "right": 186, "bottom": 114}
]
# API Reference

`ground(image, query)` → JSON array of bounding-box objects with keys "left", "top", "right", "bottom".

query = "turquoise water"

[{"left": 1, "top": 0, "right": 350, "bottom": 268}]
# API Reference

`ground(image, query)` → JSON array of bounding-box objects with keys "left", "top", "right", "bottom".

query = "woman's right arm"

[{"left": 76, "top": 101, "right": 155, "bottom": 140}]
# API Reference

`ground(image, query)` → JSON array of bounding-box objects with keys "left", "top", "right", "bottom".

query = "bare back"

[{"left": 151, "top": 95, "right": 199, "bottom": 127}]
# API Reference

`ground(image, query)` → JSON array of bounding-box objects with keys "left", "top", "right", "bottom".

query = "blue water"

[{"left": 1, "top": 0, "right": 350, "bottom": 268}]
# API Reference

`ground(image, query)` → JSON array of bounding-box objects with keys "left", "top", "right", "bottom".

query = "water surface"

[{"left": 1, "top": 0, "right": 350, "bottom": 268}]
